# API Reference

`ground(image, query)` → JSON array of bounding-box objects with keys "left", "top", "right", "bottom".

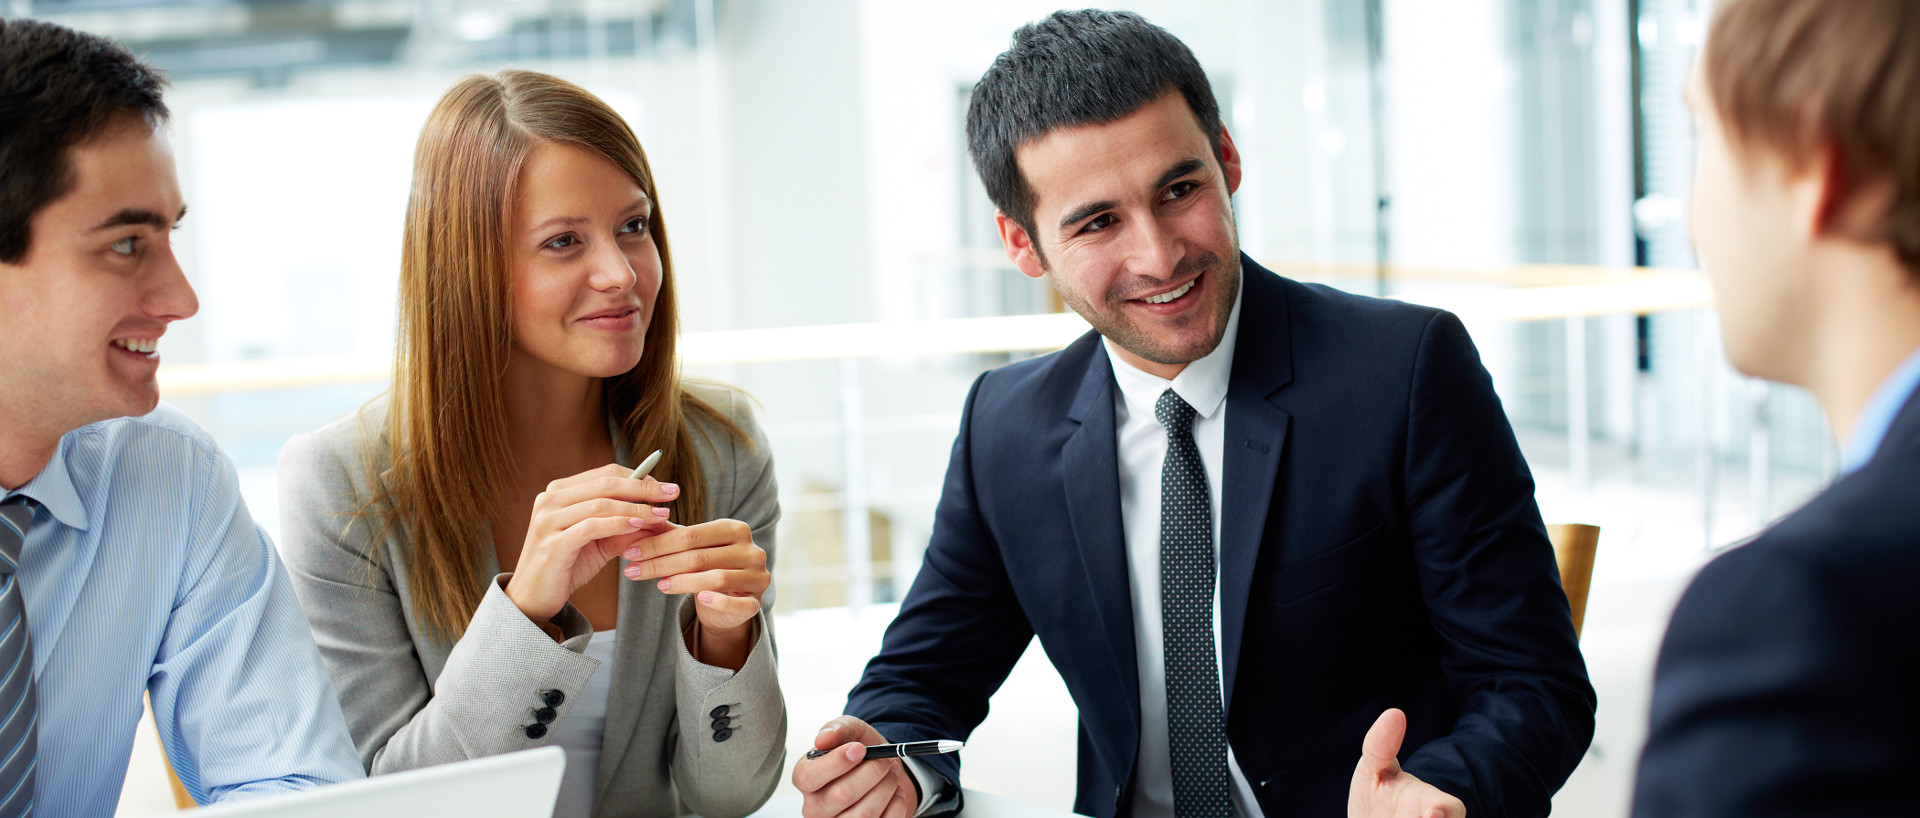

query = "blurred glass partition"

[{"left": 10, "top": 0, "right": 1837, "bottom": 601}]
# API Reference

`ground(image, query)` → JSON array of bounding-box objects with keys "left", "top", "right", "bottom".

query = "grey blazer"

[{"left": 277, "top": 385, "right": 785, "bottom": 818}]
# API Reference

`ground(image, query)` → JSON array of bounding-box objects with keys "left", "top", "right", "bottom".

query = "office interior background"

[{"left": 8, "top": 0, "right": 1822, "bottom": 814}]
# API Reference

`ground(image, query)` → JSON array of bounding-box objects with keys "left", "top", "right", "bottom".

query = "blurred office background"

[{"left": 6, "top": 0, "right": 1820, "bottom": 815}]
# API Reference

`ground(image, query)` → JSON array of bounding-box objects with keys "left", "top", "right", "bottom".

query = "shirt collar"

[
  {"left": 1840, "top": 342, "right": 1920, "bottom": 474},
  {"left": 3, "top": 433, "right": 90, "bottom": 531},
  {"left": 1104, "top": 263, "right": 1244, "bottom": 421}
]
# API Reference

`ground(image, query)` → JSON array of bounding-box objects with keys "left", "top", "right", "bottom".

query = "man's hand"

[
  {"left": 1348, "top": 709, "right": 1467, "bottom": 818},
  {"left": 794, "top": 716, "right": 918, "bottom": 818}
]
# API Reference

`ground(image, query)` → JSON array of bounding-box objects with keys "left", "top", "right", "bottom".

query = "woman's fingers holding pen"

[
  {"left": 536, "top": 463, "right": 680, "bottom": 512},
  {"left": 505, "top": 463, "right": 680, "bottom": 624},
  {"left": 537, "top": 495, "right": 672, "bottom": 535}
]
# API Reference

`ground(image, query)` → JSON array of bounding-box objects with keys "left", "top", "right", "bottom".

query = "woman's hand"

[
  {"left": 503, "top": 464, "right": 677, "bottom": 625},
  {"left": 621, "top": 518, "right": 770, "bottom": 670}
]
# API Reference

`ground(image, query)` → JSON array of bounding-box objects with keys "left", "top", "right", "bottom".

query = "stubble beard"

[{"left": 1052, "top": 250, "right": 1241, "bottom": 367}]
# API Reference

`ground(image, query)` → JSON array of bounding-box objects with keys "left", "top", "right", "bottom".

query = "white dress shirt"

[{"left": 1105, "top": 282, "right": 1263, "bottom": 818}]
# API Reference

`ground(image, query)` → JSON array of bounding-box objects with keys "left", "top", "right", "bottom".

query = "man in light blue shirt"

[
  {"left": 1632, "top": 2, "right": 1920, "bottom": 815},
  {"left": 0, "top": 18, "right": 363, "bottom": 816}
]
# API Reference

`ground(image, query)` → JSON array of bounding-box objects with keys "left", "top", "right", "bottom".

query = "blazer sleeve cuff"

[
  {"left": 426, "top": 576, "right": 602, "bottom": 756},
  {"left": 673, "top": 597, "right": 781, "bottom": 757}
]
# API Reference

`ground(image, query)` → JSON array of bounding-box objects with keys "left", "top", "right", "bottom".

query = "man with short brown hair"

[
  {"left": 1632, "top": 1, "right": 1920, "bottom": 814},
  {"left": 1, "top": 18, "right": 361, "bottom": 815}
]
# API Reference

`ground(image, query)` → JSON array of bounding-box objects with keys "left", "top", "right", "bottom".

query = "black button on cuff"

[
  {"left": 712, "top": 727, "right": 733, "bottom": 742},
  {"left": 542, "top": 689, "right": 566, "bottom": 708},
  {"left": 709, "top": 704, "right": 730, "bottom": 719},
  {"left": 533, "top": 706, "right": 557, "bottom": 725},
  {"left": 525, "top": 723, "right": 548, "bottom": 740},
  {"left": 711, "top": 717, "right": 731, "bottom": 731}
]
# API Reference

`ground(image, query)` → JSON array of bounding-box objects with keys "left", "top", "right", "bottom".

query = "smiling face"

[
  {"left": 507, "top": 140, "right": 663, "bottom": 384},
  {"left": 996, "top": 91, "right": 1243, "bottom": 379},
  {"left": 0, "top": 113, "right": 197, "bottom": 441}
]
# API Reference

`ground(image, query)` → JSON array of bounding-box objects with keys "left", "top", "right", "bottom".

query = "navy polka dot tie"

[
  {"left": 1155, "top": 390, "right": 1232, "bottom": 818},
  {"left": 0, "top": 497, "right": 38, "bottom": 818}
]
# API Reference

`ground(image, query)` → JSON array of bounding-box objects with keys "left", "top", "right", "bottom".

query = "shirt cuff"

[{"left": 902, "top": 757, "right": 944, "bottom": 817}]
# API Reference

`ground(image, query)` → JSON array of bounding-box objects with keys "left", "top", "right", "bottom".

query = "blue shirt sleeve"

[{"left": 145, "top": 437, "right": 364, "bottom": 803}]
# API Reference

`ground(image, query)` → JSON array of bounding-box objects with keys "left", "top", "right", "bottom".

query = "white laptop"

[{"left": 179, "top": 746, "right": 565, "bottom": 818}]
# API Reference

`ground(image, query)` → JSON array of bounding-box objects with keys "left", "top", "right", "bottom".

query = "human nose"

[
  {"left": 1124, "top": 213, "right": 1185, "bottom": 280},
  {"left": 146, "top": 239, "right": 198, "bottom": 322},
  {"left": 588, "top": 241, "right": 638, "bottom": 292}
]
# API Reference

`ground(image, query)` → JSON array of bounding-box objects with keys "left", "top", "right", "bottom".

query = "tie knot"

[
  {"left": 0, "top": 497, "right": 34, "bottom": 570},
  {"left": 1155, "top": 389, "right": 1197, "bottom": 432}
]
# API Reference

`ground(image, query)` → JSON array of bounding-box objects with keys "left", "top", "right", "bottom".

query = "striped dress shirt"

[{"left": 2, "top": 403, "right": 362, "bottom": 816}]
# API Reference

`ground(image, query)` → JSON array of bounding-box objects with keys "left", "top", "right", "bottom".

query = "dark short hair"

[
  {"left": 966, "top": 9, "right": 1222, "bottom": 239},
  {"left": 0, "top": 18, "right": 169, "bottom": 264}
]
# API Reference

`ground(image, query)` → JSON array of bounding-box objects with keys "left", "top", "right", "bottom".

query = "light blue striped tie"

[{"left": 0, "top": 498, "right": 37, "bottom": 818}]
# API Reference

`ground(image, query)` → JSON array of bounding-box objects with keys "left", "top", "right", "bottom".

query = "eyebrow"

[
  {"left": 1054, "top": 157, "right": 1210, "bottom": 233},
  {"left": 528, "top": 195, "right": 652, "bottom": 235},
  {"left": 89, "top": 204, "right": 188, "bottom": 233}
]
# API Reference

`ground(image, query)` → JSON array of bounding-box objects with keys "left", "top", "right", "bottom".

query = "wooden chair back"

[{"left": 1547, "top": 523, "right": 1601, "bottom": 638}]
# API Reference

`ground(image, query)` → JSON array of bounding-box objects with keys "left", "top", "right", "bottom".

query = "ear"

[
  {"left": 1795, "top": 140, "right": 1847, "bottom": 241},
  {"left": 1218, "top": 124, "right": 1244, "bottom": 195},
  {"left": 996, "top": 211, "right": 1048, "bottom": 280},
  {"left": 1798, "top": 139, "right": 1895, "bottom": 243}
]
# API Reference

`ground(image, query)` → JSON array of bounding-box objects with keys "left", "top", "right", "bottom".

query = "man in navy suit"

[
  {"left": 1631, "top": 2, "right": 1920, "bottom": 815},
  {"left": 792, "top": 10, "right": 1593, "bottom": 818}
]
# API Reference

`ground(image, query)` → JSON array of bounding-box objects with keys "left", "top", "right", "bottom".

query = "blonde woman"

[{"left": 278, "top": 71, "right": 784, "bottom": 818}]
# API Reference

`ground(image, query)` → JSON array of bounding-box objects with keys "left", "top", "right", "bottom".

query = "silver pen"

[{"left": 628, "top": 449, "right": 663, "bottom": 480}]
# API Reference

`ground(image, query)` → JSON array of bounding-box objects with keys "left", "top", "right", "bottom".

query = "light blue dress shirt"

[
  {"left": 1839, "top": 344, "right": 1920, "bottom": 474},
  {"left": 1, "top": 403, "right": 362, "bottom": 816}
]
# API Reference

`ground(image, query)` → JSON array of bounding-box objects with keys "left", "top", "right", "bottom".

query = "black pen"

[{"left": 805, "top": 739, "right": 964, "bottom": 760}]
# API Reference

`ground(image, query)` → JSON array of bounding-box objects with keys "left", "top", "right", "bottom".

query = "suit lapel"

[
  {"left": 1219, "top": 258, "right": 1294, "bottom": 708},
  {"left": 1060, "top": 341, "right": 1143, "bottom": 734}
]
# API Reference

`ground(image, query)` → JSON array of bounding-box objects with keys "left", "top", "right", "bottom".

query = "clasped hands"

[
  {"left": 791, "top": 709, "right": 1465, "bottom": 818},
  {"left": 502, "top": 463, "right": 770, "bottom": 664}
]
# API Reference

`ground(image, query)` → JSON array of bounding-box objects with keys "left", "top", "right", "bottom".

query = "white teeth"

[
  {"left": 1144, "top": 280, "right": 1196, "bottom": 304},
  {"left": 112, "top": 338, "right": 158, "bottom": 354}
]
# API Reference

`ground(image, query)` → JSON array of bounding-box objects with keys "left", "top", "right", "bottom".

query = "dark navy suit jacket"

[
  {"left": 847, "top": 257, "right": 1596, "bottom": 818},
  {"left": 1633, "top": 386, "right": 1920, "bottom": 816}
]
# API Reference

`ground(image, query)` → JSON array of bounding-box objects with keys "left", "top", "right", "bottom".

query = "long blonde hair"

[{"left": 372, "top": 69, "right": 744, "bottom": 638}]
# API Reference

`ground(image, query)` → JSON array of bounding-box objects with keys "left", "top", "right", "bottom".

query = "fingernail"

[
  {"left": 657, "top": 579, "right": 670, "bottom": 592},
  {"left": 653, "top": 507, "right": 671, "bottom": 517},
  {"left": 817, "top": 723, "right": 835, "bottom": 734},
  {"left": 624, "top": 548, "right": 643, "bottom": 561},
  {"left": 660, "top": 483, "right": 679, "bottom": 496},
  {"left": 624, "top": 564, "right": 642, "bottom": 579},
  {"left": 845, "top": 746, "right": 861, "bottom": 762},
  {"left": 629, "top": 517, "right": 646, "bottom": 528},
  {"left": 698, "top": 591, "right": 714, "bottom": 604}
]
